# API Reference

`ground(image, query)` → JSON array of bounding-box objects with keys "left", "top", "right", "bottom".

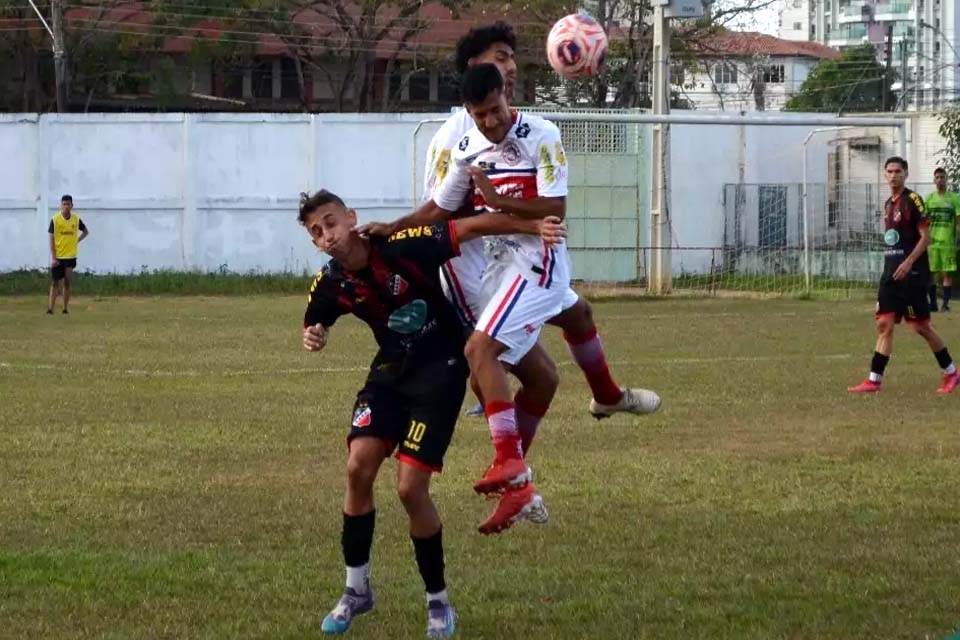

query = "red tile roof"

[{"left": 689, "top": 29, "right": 840, "bottom": 60}]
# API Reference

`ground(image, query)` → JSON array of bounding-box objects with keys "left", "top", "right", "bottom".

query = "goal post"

[{"left": 411, "top": 110, "right": 908, "bottom": 299}]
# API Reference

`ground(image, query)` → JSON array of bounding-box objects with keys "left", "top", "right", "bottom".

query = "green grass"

[
  {"left": 0, "top": 269, "right": 313, "bottom": 296},
  {"left": 2, "top": 294, "right": 960, "bottom": 639},
  {"left": 3, "top": 269, "right": 879, "bottom": 299}
]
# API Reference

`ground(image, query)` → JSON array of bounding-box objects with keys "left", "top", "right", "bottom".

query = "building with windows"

[
  {"left": 778, "top": 0, "right": 960, "bottom": 110},
  {"left": 680, "top": 30, "right": 839, "bottom": 111}
]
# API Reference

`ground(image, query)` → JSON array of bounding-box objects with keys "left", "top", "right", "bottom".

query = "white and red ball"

[{"left": 546, "top": 13, "right": 609, "bottom": 80}]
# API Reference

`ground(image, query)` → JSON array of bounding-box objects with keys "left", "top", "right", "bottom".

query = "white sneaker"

[
  {"left": 486, "top": 465, "right": 549, "bottom": 525},
  {"left": 589, "top": 387, "right": 661, "bottom": 419},
  {"left": 517, "top": 466, "right": 548, "bottom": 525},
  {"left": 522, "top": 492, "right": 549, "bottom": 524}
]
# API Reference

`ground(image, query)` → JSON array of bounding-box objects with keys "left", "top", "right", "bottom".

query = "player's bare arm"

[
  {"left": 357, "top": 200, "right": 448, "bottom": 238},
  {"left": 893, "top": 224, "right": 931, "bottom": 281},
  {"left": 49, "top": 232, "right": 58, "bottom": 266},
  {"left": 466, "top": 166, "right": 566, "bottom": 220},
  {"left": 454, "top": 213, "right": 566, "bottom": 245}
]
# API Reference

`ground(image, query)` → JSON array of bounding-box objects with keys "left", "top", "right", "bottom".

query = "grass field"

[{"left": 2, "top": 294, "right": 960, "bottom": 639}]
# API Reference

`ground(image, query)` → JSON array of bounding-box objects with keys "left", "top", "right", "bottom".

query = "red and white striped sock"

[
  {"left": 564, "top": 326, "right": 623, "bottom": 406},
  {"left": 485, "top": 400, "right": 522, "bottom": 461}
]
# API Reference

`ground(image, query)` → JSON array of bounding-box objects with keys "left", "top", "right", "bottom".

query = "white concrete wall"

[
  {"left": 1, "top": 112, "right": 443, "bottom": 275},
  {"left": 1, "top": 111, "right": 873, "bottom": 278}
]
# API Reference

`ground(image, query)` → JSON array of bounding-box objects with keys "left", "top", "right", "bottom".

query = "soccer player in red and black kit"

[
  {"left": 298, "top": 190, "right": 564, "bottom": 637},
  {"left": 849, "top": 157, "right": 960, "bottom": 394}
]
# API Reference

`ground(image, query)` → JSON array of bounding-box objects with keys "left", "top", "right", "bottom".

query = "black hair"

[
  {"left": 298, "top": 189, "right": 346, "bottom": 225},
  {"left": 885, "top": 156, "right": 908, "bottom": 170},
  {"left": 61, "top": 194, "right": 73, "bottom": 203},
  {"left": 454, "top": 21, "right": 516, "bottom": 74},
  {"left": 461, "top": 63, "right": 503, "bottom": 105},
  {"left": 934, "top": 167, "right": 947, "bottom": 176}
]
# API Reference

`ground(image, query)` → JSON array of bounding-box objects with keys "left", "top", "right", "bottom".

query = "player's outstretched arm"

[
  {"left": 466, "top": 166, "right": 565, "bottom": 220},
  {"left": 356, "top": 200, "right": 452, "bottom": 238},
  {"left": 454, "top": 214, "right": 566, "bottom": 245}
]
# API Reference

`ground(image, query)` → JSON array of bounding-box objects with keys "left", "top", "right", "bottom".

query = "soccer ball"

[{"left": 546, "top": 13, "right": 609, "bottom": 80}]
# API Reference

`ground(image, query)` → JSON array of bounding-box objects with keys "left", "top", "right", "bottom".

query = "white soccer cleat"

[
  {"left": 521, "top": 492, "right": 549, "bottom": 525},
  {"left": 589, "top": 387, "right": 661, "bottom": 420}
]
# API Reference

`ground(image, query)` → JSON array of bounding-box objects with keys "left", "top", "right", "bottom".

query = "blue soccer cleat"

[
  {"left": 427, "top": 600, "right": 457, "bottom": 638},
  {"left": 321, "top": 587, "right": 375, "bottom": 634},
  {"left": 465, "top": 402, "right": 484, "bottom": 417}
]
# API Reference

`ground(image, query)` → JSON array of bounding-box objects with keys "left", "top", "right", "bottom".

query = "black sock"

[
  {"left": 343, "top": 510, "right": 376, "bottom": 567},
  {"left": 930, "top": 284, "right": 938, "bottom": 306},
  {"left": 412, "top": 528, "right": 446, "bottom": 595},
  {"left": 944, "top": 286, "right": 953, "bottom": 307},
  {"left": 934, "top": 348, "right": 953, "bottom": 371},
  {"left": 870, "top": 352, "right": 890, "bottom": 378}
]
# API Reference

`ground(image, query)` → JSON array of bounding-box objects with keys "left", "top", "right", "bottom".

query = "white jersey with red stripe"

[
  {"left": 423, "top": 109, "right": 487, "bottom": 326},
  {"left": 433, "top": 111, "right": 571, "bottom": 291}
]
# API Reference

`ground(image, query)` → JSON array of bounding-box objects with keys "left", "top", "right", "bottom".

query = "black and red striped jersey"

[{"left": 304, "top": 221, "right": 466, "bottom": 378}]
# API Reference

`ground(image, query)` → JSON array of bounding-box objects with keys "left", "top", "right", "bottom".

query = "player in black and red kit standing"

[
  {"left": 849, "top": 156, "right": 960, "bottom": 394},
  {"left": 298, "top": 190, "right": 564, "bottom": 637}
]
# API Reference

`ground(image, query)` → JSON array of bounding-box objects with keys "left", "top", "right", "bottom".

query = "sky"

[{"left": 725, "top": 0, "right": 782, "bottom": 36}]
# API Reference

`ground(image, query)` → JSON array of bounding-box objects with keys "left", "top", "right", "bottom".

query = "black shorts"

[
  {"left": 51, "top": 258, "right": 77, "bottom": 281},
  {"left": 877, "top": 276, "right": 930, "bottom": 324},
  {"left": 348, "top": 356, "right": 468, "bottom": 472}
]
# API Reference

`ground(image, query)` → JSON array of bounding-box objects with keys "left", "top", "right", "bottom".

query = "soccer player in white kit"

[
  {"left": 360, "top": 23, "right": 661, "bottom": 533},
  {"left": 430, "top": 64, "right": 574, "bottom": 533}
]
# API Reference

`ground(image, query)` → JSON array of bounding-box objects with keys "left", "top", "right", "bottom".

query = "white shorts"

[
  {"left": 561, "top": 286, "right": 579, "bottom": 312},
  {"left": 439, "top": 242, "right": 486, "bottom": 329},
  {"left": 475, "top": 268, "right": 565, "bottom": 365}
]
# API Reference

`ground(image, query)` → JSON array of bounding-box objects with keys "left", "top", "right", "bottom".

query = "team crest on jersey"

[
  {"left": 458, "top": 136, "right": 470, "bottom": 151},
  {"left": 515, "top": 123, "right": 531, "bottom": 139},
  {"left": 353, "top": 404, "right": 372, "bottom": 428},
  {"left": 884, "top": 229, "right": 900, "bottom": 246},
  {"left": 389, "top": 273, "right": 409, "bottom": 296},
  {"left": 502, "top": 141, "right": 521, "bottom": 166}
]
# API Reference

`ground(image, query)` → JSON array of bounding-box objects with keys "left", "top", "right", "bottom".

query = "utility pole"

[
  {"left": 882, "top": 23, "right": 893, "bottom": 111},
  {"left": 51, "top": 0, "right": 68, "bottom": 112},
  {"left": 649, "top": 1, "right": 671, "bottom": 294},
  {"left": 900, "top": 36, "right": 908, "bottom": 111}
]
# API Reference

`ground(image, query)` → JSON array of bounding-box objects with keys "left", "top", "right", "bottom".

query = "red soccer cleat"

[
  {"left": 478, "top": 483, "right": 543, "bottom": 535},
  {"left": 848, "top": 379, "right": 881, "bottom": 393},
  {"left": 473, "top": 457, "right": 531, "bottom": 495},
  {"left": 937, "top": 371, "right": 960, "bottom": 394}
]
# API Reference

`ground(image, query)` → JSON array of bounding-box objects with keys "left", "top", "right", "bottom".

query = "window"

[
  {"left": 438, "top": 73, "right": 459, "bottom": 103},
  {"left": 252, "top": 60, "right": 273, "bottom": 99},
  {"left": 793, "top": 21, "right": 803, "bottom": 30},
  {"left": 793, "top": 0, "right": 802, "bottom": 7},
  {"left": 763, "top": 64, "right": 785, "bottom": 84},
  {"left": 409, "top": 71, "right": 430, "bottom": 101},
  {"left": 221, "top": 66, "right": 244, "bottom": 99},
  {"left": 714, "top": 63, "right": 738, "bottom": 85},
  {"left": 280, "top": 58, "right": 300, "bottom": 99}
]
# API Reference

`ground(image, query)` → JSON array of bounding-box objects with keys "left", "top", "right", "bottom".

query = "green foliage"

[
  {"left": 785, "top": 44, "right": 893, "bottom": 113},
  {"left": 937, "top": 106, "right": 960, "bottom": 182}
]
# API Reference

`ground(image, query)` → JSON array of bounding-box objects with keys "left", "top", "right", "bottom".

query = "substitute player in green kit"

[{"left": 925, "top": 168, "right": 960, "bottom": 311}]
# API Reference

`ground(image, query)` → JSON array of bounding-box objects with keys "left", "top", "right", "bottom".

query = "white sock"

[
  {"left": 868, "top": 372, "right": 882, "bottom": 383},
  {"left": 346, "top": 563, "right": 369, "bottom": 593},
  {"left": 427, "top": 589, "right": 449, "bottom": 606},
  {"left": 945, "top": 363, "right": 957, "bottom": 375}
]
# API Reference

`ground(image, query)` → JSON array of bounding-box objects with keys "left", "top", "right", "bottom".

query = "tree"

[
  {"left": 512, "top": 0, "right": 777, "bottom": 109},
  {"left": 785, "top": 44, "right": 893, "bottom": 113},
  {"left": 937, "top": 106, "right": 960, "bottom": 185}
]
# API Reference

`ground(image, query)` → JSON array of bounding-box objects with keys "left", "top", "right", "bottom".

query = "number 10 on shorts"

[{"left": 404, "top": 420, "right": 426, "bottom": 451}]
